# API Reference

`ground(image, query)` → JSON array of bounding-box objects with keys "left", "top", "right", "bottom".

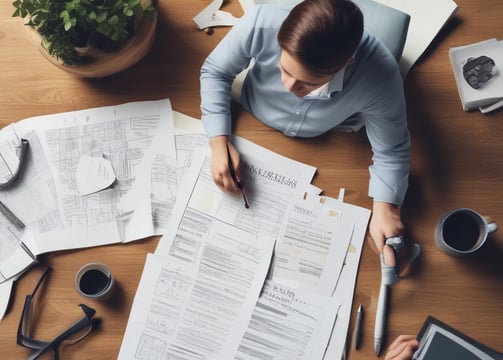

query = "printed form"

[{"left": 120, "top": 130, "right": 359, "bottom": 359}]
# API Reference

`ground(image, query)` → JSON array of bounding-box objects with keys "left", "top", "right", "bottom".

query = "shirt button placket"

[{"left": 285, "top": 102, "right": 304, "bottom": 137}]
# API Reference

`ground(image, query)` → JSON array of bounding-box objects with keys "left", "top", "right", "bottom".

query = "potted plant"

[{"left": 12, "top": 0, "right": 157, "bottom": 77}]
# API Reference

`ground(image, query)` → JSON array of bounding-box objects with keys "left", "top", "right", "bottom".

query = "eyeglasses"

[{"left": 17, "top": 267, "right": 99, "bottom": 360}]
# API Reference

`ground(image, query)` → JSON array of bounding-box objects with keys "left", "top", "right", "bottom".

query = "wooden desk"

[{"left": 1, "top": 0, "right": 502, "bottom": 359}]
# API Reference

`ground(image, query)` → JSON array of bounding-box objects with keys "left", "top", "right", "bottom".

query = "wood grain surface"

[{"left": 0, "top": 0, "right": 502, "bottom": 359}]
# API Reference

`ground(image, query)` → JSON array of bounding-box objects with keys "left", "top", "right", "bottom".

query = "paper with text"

[
  {"left": 235, "top": 280, "right": 340, "bottom": 360},
  {"left": 119, "top": 222, "right": 275, "bottom": 360}
]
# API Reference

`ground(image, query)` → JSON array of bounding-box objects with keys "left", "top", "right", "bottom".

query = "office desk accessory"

[
  {"left": 17, "top": 267, "right": 99, "bottom": 359},
  {"left": 449, "top": 38, "right": 503, "bottom": 112},
  {"left": 434, "top": 207, "right": 498, "bottom": 256},
  {"left": 0, "top": 200, "right": 25, "bottom": 229},
  {"left": 353, "top": 304, "right": 364, "bottom": 350},
  {"left": 414, "top": 316, "right": 503, "bottom": 360},
  {"left": 0, "top": 138, "right": 29, "bottom": 190},
  {"left": 74, "top": 262, "right": 115, "bottom": 301},
  {"left": 374, "top": 236, "right": 403, "bottom": 356},
  {"left": 374, "top": 236, "right": 422, "bottom": 355},
  {"left": 0, "top": 137, "right": 29, "bottom": 228}
]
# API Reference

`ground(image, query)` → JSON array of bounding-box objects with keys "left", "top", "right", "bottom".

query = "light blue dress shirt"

[{"left": 200, "top": 4, "right": 410, "bottom": 205}]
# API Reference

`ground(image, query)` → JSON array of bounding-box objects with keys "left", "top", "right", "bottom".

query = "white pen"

[
  {"left": 374, "top": 239, "right": 402, "bottom": 356},
  {"left": 374, "top": 283, "right": 388, "bottom": 355}
]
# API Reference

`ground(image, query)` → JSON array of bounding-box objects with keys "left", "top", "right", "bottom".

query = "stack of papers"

[
  {"left": 119, "top": 111, "right": 371, "bottom": 360},
  {"left": 0, "top": 100, "right": 178, "bottom": 319},
  {"left": 449, "top": 38, "right": 503, "bottom": 113},
  {"left": 0, "top": 99, "right": 371, "bottom": 360}
]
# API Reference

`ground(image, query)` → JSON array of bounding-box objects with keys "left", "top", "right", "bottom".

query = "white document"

[
  {"left": 0, "top": 279, "right": 14, "bottom": 321},
  {"left": 119, "top": 220, "right": 275, "bottom": 360},
  {"left": 235, "top": 280, "right": 341, "bottom": 360},
  {"left": 0, "top": 99, "right": 176, "bottom": 286},
  {"left": 374, "top": 0, "right": 459, "bottom": 76},
  {"left": 270, "top": 196, "right": 355, "bottom": 296},
  {"left": 155, "top": 138, "right": 317, "bottom": 256},
  {"left": 75, "top": 155, "right": 116, "bottom": 195},
  {"left": 318, "top": 197, "right": 371, "bottom": 360},
  {"left": 16, "top": 99, "right": 176, "bottom": 253},
  {"left": 117, "top": 111, "right": 208, "bottom": 239},
  {"left": 193, "top": 0, "right": 240, "bottom": 30}
]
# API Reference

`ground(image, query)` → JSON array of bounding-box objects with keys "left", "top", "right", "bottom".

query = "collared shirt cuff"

[
  {"left": 202, "top": 114, "right": 232, "bottom": 138},
  {"left": 368, "top": 169, "right": 408, "bottom": 205}
]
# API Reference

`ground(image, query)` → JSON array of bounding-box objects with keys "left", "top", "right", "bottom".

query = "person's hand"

[
  {"left": 385, "top": 335, "right": 419, "bottom": 360},
  {"left": 369, "top": 201, "right": 404, "bottom": 253},
  {"left": 208, "top": 135, "right": 242, "bottom": 194}
]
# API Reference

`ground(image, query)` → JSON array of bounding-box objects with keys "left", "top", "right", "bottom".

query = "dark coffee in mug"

[
  {"left": 75, "top": 262, "right": 115, "bottom": 300},
  {"left": 435, "top": 208, "right": 498, "bottom": 257},
  {"left": 79, "top": 269, "right": 112, "bottom": 296},
  {"left": 442, "top": 210, "right": 482, "bottom": 251}
]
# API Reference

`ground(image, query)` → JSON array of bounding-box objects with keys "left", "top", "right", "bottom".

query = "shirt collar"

[{"left": 303, "top": 68, "right": 346, "bottom": 99}]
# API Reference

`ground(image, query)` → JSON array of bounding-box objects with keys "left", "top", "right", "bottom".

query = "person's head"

[{"left": 277, "top": 0, "right": 364, "bottom": 97}]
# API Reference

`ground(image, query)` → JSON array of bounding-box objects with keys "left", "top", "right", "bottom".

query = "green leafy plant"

[{"left": 12, "top": 0, "right": 156, "bottom": 65}]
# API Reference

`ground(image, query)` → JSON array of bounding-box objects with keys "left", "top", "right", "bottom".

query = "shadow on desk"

[{"left": 463, "top": 236, "right": 503, "bottom": 280}]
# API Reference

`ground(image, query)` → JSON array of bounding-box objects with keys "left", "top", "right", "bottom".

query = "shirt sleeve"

[
  {"left": 200, "top": 6, "right": 263, "bottom": 138},
  {"left": 363, "top": 68, "right": 410, "bottom": 206}
]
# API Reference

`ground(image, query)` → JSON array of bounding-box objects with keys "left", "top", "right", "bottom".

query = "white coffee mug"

[{"left": 435, "top": 208, "right": 498, "bottom": 257}]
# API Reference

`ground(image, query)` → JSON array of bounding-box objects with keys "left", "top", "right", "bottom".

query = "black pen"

[
  {"left": 226, "top": 143, "right": 249, "bottom": 209},
  {"left": 353, "top": 304, "right": 364, "bottom": 350}
]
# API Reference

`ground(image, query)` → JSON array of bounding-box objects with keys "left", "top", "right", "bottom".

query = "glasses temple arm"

[{"left": 26, "top": 304, "right": 96, "bottom": 360}]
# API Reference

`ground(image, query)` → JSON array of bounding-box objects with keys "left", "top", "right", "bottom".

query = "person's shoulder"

[
  {"left": 251, "top": 4, "right": 291, "bottom": 28},
  {"left": 358, "top": 32, "right": 398, "bottom": 66},
  {"left": 355, "top": 31, "right": 401, "bottom": 77}
]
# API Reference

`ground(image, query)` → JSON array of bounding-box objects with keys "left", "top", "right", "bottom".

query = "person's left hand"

[
  {"left": 369, "top": 201, "right": 404, "bottom": 253},
  {"left": 385, "top": 335, "right": 419, "bottom": 360}
]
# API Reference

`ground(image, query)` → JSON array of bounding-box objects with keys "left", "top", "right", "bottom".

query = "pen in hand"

[{"left": 226, "top": 143, "right": 250, "bottom": 209}]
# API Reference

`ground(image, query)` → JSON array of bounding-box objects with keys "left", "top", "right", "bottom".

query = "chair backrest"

[{"left": 352, "top": 0, "right": 410, "bottom": 61}]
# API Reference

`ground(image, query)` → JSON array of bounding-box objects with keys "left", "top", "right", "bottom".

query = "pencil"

[{"left": 0, "top": 200, "right": 25, "bottom": 229}]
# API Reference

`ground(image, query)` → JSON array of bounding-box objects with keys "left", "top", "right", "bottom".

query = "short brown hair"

[{"left": 277, "top": 0, "right": 364, "bottom": 74}]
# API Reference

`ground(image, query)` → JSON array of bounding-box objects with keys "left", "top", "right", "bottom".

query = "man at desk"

[{"left": 200, "top": 0, "right": 410, "bottom": 253}]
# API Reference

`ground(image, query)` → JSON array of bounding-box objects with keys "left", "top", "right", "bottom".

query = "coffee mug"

[
  {"left": 75, "top": 262, "right": 115, "bottom": 301},
  {"left": 435, "top": 208, "right": 498, "bottom": 257}
]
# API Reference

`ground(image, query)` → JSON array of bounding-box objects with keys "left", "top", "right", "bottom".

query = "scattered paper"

[
  {"left": 76, "top": 155, "right": 116, "bottom": 195},
  {"left": 193, "top": 0, "right": 240, "bottom": 30},
  {"left": 0, "top": 279, "right": 14, "bottom": 321}
]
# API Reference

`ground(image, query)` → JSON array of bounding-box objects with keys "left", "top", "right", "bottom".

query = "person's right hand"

[
  {"left": 385, "top": 335, "right": 419, "bottom": 360},
  {"left": 209, "top": 135, "right": 242, "bottom": 194}
]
